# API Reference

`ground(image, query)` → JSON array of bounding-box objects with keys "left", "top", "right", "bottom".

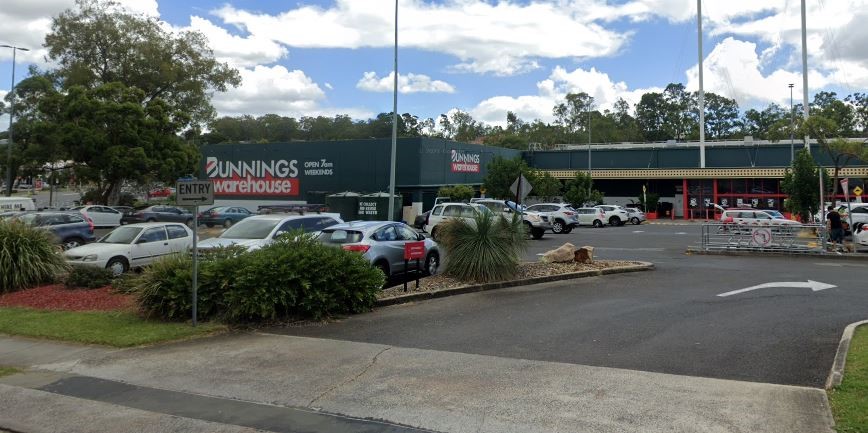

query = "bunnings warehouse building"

[{"left": 201, "top": 137, "right": 867, "bottom": 221}]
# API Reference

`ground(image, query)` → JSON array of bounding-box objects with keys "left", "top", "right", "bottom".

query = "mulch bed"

[
  {"left": 0, "top": 285, "right": 135, "bottom": 312},
  {"left": 380, "top": 260, "right": 642, "bottom": 299}
]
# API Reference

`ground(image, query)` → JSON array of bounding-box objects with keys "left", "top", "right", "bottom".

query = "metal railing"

[{"left": 700, "top": 223, "right": 828, "bottom": 254}]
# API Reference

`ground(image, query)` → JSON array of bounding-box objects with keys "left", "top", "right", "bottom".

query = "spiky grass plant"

[
  {"left": 438, "top": 211, "right": 527, "bottom": 283},
  {"left": 0, "top": 221, "right": 69, "bottom": 293}
]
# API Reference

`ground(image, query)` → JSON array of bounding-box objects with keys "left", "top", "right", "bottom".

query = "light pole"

[
  {"left": 587, "top": 100, "right": 592, "bottom": 199},
  {"left": 387, "top": 0, "right": 399, "bottom": 221},
  {"left": 2, "top": 44, "right": 29, "bottom": 197},
  {"left": 788, "top": 83, "right": 795, "bottom": 163}
]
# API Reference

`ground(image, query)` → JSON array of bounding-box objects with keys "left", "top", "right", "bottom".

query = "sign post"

[
  {"left": 842, "top": 178, "right": 854, "bottom": 241},
  {"left": 176, "top": 179, "right": 214, "bottom": 327},
  {"left": 642, "top": 184, "right": 647, "bottom": 213},
  {"left": 403, "top": 241, "right": 426, "bottom": 292}
]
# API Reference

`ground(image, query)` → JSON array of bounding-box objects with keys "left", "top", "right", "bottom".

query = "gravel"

[{"left": 379, "top": 260, "right": 644, "bottom": 299}]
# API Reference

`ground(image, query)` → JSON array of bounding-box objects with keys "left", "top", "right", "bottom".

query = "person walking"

[{"left": 827, "top": 205, "right": 844, "bottom": 254}]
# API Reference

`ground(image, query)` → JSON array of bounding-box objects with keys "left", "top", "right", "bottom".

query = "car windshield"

[
  {"left": 100, "top": 227, "right": 143, "bottom": 244},
  {"left": 220, "top": 219, "right": 280, "bottom": 239},
  {"left": 207, "top": 207, "right": 230, "bottom": 213},
  {"left": 767, "top": 211, "right": 785, "bottom": 219},
  {"left": 318, "top": 229, "right": 365, "bottom": 244}
]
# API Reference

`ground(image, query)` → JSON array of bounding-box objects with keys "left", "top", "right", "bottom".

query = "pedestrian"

[{"left": 826, "top": 205, "right": 844, "bottom": 254}]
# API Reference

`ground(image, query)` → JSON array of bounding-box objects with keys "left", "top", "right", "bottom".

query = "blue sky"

[{"left": 2, "top": 0, "right": 867, "bottom": 128}]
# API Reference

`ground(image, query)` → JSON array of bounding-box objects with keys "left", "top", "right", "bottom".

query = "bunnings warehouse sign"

[{"left": 450, "top": 149, "right": 481, "bottom": 173}]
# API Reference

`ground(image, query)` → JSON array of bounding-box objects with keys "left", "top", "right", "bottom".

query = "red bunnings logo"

[{"left": 450, "top": 149, "right": 481, "bottom": 173}]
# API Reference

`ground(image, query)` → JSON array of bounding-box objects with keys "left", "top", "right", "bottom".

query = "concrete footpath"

[{"left": 0, "top": 333, "right": 835, "bottom": 433}]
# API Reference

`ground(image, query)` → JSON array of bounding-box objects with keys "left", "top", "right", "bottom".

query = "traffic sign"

[
  {"left": 854, "top": 186, "right": 863, "bottom": 197},
  {"left": 176, "top": 180, "right": 214, "bottom": 206},
  {"left": 509, "top": 174, "right": 533, "bottom": 202},
  {"left": 840, "top": 178, "right": 849, "bottom": 191}
]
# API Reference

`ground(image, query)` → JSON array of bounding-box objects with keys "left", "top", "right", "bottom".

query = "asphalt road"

[{"left": 271, "top": 222, "right": 868, "bottom": 387}]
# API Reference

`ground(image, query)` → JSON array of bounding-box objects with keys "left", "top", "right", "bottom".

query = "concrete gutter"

[
  {"left": 687, "top": 247, "right": 868, "bottom": 260},
  {"left": 376, "top": 261, "right": 654, "bottom": 307},
  {"left": 826, "top": 319, "right": 868, "bottom": 389}
]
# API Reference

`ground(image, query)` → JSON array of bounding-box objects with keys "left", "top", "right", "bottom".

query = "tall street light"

[
  {"left": 2, "top": 44, "right": 29, "bottom": 197},
  {"left": 387, "top": 0, "right": 398, "bottom": 221},
  {"left": 587, "top": 100, "right": 592, "bottom": 198},
  {"left": 789, "top": 83, "right": 795, "bottom": 163}
]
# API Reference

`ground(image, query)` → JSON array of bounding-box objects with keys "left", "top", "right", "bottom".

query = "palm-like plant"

[
  {"left": 438, "top": 211, "right": 527, "bottom": 283},
  {"left": 0, "top": 221, "right": 69, "bottom": 293}
]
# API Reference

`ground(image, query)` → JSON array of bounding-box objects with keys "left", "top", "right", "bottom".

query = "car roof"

[
  {"left": 244, "top": 214, "right": 336, "bottom": 222},
  {"left": 325, "top": 221, "right": 399, "bottom": 232},
  {"left": 115, "top": 222, "right": 189, "bottom": 228}
]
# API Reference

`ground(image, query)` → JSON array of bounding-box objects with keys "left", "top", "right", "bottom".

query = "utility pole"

[
  {"left": 387, "top": 0, "right": 398, "bottom": 220},
  {"left": 697, "top": 0, "right": 706, "bottom": 168},
  {"left": 587, "top": 100, "right": 592, "bottom": 198},
  {"left": 2, "top": 44, "right": 30, "bottom": 197},
  {"left": 789, "top": 83, "right": 795, "bottom": 162},
  {"left": 800, "top": 0, "right": 810, "bottom": 152}
]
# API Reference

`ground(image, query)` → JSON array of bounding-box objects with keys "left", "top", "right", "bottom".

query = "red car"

[{"left": 148, "top": 187, "right": 175, "bottom": 198}]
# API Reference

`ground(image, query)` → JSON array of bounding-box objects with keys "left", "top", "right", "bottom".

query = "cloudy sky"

[{"left": 1, "top": 0, "right": 866, "bottom": 128}]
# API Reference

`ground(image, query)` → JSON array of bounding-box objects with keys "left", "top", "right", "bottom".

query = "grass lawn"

[
  {"left": 830, "top": 325, "right": 868, "bottom": 433},
  {"left": 0, "top": 308, "right": 226, "bottom": 347},
  {"left": 0, "top": 366, "right": 21, "bottom": 377}
]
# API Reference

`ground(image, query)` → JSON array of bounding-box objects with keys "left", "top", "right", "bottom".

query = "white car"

[
  {"left": 526, "top": 203, "right": 579, "bottom": 234},
  {"left": 198, "top": 214, "right": 343, "bottom": 251},
  {"left": 423, "top": 202, "right": 492, "bottom": 241},
  {"left": 720, "top": 209, "right": 801, "bottom": 226},
  {"left": 855, "top": 223, "right": 868, "bottom": 248},
  {"left": 71, "top": 205, "right": 123, "bottom": 228},
  {"left": 64, "top": 223, "right": 193, "bottom": 276},
  {"left": 474, "top": 199, "right": 552, "bottom": 239},
  {"left": 594, "top": 205, "right": 631, "bottom": 226},
  {"left": 574, "top": 207, "right": 607, "bottom": 228},
  {"left": 625, "top": 207, "right": 647, "bottom": 225}
]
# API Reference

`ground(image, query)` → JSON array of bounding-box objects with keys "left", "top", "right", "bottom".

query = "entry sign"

[
  {"left": 404, "top": 241, "right": 426, "bottom": 260},
  {"left": 176, "top": 180, "right": 214, "bottom": 206}
]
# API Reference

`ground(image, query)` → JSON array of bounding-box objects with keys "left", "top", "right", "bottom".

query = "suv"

[
  {"left": 13, "top": 211, "right": 97, "bottom": 250},
  {"left": 424, "top": 203, "right": 491, "bottom": 241},
  {"left": 198, "top": 214, "right": 343, "bottom": 251},
  {"left": 720, "top": 209, "right": 800, "bottom": 226},
  {"left": 594, "top": 205, "right": 630, "bottom": 226},
  {"left": 526, "top": 203, "right": 578, "bottom": 234},
  {"left": 574, "top": 207, "right": 607, "bottom": 227},
  {"left": 474, "top": 199, "right": 552, "bottom": 239}
]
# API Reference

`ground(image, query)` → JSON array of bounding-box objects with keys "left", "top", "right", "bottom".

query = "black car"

[
  {"left": 121, "top": 205, "right": 194, "bottom": 226},
  {"left": 14, "top": 212, "right": 97, "bottom": 250}
]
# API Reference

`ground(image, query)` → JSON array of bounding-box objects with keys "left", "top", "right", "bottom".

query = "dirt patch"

[
  {"left": 0, "top": 285, "right": 135, "bottom": 312},
  {"left": 380, "top": 260, "right": 642, "bottom": 299}
]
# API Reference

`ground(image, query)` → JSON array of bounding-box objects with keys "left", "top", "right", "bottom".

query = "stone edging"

[
  {"left": 826, "top": 319, "right": 868, "bottom": 389},
  {"left": 375, "top": 262, "right": 654, "bottom": 307}
]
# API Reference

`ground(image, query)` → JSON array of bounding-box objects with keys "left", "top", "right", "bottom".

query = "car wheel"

[
  {"left": 593, "top": 220, "right": 603, "bottom": 228},
  {"left": 62, "top": 237, "right": 84, "bottom": 250},
  {"left": 374, "top": 261, "right": 390, "bottom": 287},
  {"left": 531, "top": 227, "right": 545, "bottom": 240},
  {"left": 424, "top": 252, "right": 440, "bottom": 276},
  {"left": 146, "top": 218, "right": 156, "bottom": 222},
  {"left": 105, "top": 257, "right": 129, "bottom": 277},
  {"left": 552, "top": 220, "right": 565, "bottom": 234},
  {"left": 563, "top": 226, "right": 573, "bottom": 234},
  {"left": 631, "top": 217, "right": 641, "bottom": 225},
  {"left": 223, "top": 219, "right": 233, "bottom": 228},
  {"left": 609, "top": 216, "right": 621, "bottom": 226}
]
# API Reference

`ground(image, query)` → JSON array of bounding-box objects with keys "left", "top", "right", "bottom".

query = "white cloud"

[
  {"left": 212, "top": 0, "right": 630, "bottom": 76},
  {"left": 357, "top": 71, "right": 455, "bottom": 94},
  {"left": 470, "top": 66, "right": 660, "bottom": 126},
  {"left": 211, "top": 65, "right": 371, "bottom": 119},
  {"left": 182, "top": 16, "right": 287, "bottom": 67}
]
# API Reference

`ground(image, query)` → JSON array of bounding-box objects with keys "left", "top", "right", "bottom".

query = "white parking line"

[{"left": 632, "top": 230, "right": 645, "bottom": 234}]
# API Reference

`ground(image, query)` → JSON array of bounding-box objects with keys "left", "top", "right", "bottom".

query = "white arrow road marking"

[{"left": 717, "top": 280, "right": 837, "bottom": 297}]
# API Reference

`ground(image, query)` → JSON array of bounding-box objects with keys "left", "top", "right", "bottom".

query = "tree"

[
  {"left": 553, "top": 92, "right": 594, "bottom": 142},
  {"left": 636, "top": 92, "right": 668, "bottom": 141},
  {"left": 782, "top": 149, "right": 823, "bottom": 222},
  {"left": 663, "top": 83, "right": 696, "bottom": 141},
  {"left": 801, "top": 115, "right": 868, "bottom": 198},
  {"left": 563, "top": 171, "right": 603, "bottom": 207},
  {"left": 844, "top": 93, "right": 868, "bottom": 136},
  {"left": 742, "top": 104, "right": 787, "bottom": 140},
  {"left": 45, "top": 0, "right": 240, "bottom": 128},
  {"left": 528, "top": 170, "right": 562, "bottom": 201},
  {"left": 482, "top": 156, "right": 532, "bottom": 200},
  {"left": 812, "top": 91, "right": 856, "bottom": 137},
  {"left": 702, "top": 93, "right": 740, "bottom": 139},
  {"left": 437, "top": 185, "right": 475, "bottom": 202}
]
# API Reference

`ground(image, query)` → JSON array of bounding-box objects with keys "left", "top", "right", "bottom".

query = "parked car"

[
  {"left": 147, "top": 187, "right": 175, "bottom": 198},
  {"left": 720, "top": 209, "right": 801, "bottom": 226},
  {"left": 319, "top": 221, "right": 441, "bottom": 278},
  {"left": 198, "top": 214, "right": 343, "bottom": 252},
  {"left": 573, "top": 207, "right": 607, "bottom": 228},
  {"left": 594, "top": 205, "right": 631, "bottom": 226},
  {"left": 854, "top": 222, "right": 867, "bottom": 248},
  {"left": 13, "top": 211, "right": 96, "bottom": 250},
  {"left": 71, "top": 205, "right": 123, "bottom": 228},
  {"left": 121, "top": 205, "right": 194, "bottom": 226},
  {"left": 64, "top": 223, "right": 193, "bottom": 276},
  {"left": 198, "top": 206, "right": 253, "bottom": 228},
  {"left": 474, "top": 199, "right": 552, "bottom": 239},
  {"left": 111, "top": 206, "right": 135, "bottom": 215},
  {"left": 423, "top": 202, "right": 492, "bottom": 241},
  {"left": 526, "top": 203, "right": 579, "bottom": 234},
  {"left": 414, "top": 211, "right": 430, "bottom": 230},
  {"left": 0, "top": 196, "right": 37, "bottom": 211},
  {"left": 625, "top": 208, "right": 647, "bottom": 225}
]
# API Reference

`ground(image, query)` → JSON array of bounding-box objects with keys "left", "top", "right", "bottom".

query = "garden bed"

[
  {"left": 0, "top": 285, "right": 134, "bottom": 312},
  {"left": 380, "top": 260, "right": 646, "bottom": 300}
]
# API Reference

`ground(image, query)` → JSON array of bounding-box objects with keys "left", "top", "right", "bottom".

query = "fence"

[{"left": 700, "top": 223, "right": 828, "bottom": 254}]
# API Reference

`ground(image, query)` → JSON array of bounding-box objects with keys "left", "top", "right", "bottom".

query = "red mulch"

[{"left": 0, "top": 285, "right": 135, "bottom": 312}]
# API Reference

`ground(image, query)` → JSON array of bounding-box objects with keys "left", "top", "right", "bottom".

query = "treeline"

[{"left": 197, "top": 84, "right": 868, "bottom": 149}]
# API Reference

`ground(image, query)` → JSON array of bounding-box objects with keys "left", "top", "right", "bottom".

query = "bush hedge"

[
  {"left": 0, "top": 221, "right": 69, "bottom": 293},
  {"left": 136, "top": 236, "right": 384, "bottom": 322},
  {"left": 64, "top": 265, "right": 114, "bottom": 289}
]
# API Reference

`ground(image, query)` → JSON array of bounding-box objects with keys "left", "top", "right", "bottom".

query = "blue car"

[
  {"left": 14, "top": 212, "right": 97, "bottom": 250},
  {"left": 198, "top": 206, "right": 253, "bottom": 228}
]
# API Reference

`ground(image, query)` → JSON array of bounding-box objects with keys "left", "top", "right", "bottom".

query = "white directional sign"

[
  {"left": 176, "top": 180, "right": 214, "bottom": 206},
  {"left": 509, "top": 174, "right": 533, "bottom": 202},
  {"left": 717, "top": 280, "right": 836, "bottom": 297}
]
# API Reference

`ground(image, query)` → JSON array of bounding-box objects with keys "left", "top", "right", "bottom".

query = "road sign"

[
  {"left": 176, "top": 180, "right": 214, "bottom": 206},
  {"left": 509, "top": 174, "right": 533, "bottom": 202},
  {"left": 854, "top": 186, "right": 863, "bottom": 197},
  {"left": 840, "top": 178, "right": 849, "bottom": 191},
  {"left": 404, "top": 241, "right": 426, "bottom": 260},
  {"left": 717, "top": 280, "right": 836, "bottom": 297}
]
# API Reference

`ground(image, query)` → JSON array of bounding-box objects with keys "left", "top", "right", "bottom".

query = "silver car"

[
  {"left": 625, "top": 207, "right": 647, "bottom": 225},
  {"left": 318, "top": 221, "right": 441, "bottom": 278}
]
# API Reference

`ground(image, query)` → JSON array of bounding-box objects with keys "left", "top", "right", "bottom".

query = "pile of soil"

[{"left": 0, "top": 285, "right": 135, "bottom": 311}]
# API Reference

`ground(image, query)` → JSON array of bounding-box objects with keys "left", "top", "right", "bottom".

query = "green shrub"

[
  {"left": 439, "top": 211, "right": 527, "bottom": 283},
  {"left": 64, "top": 265, "right": 113, "bottom": 289},
  {"left": 135, "top": 238, "right": 384, "bottom": 322},
  {"left": 0, "top": 221, "right": 69, "bottom": 293},
  {"left": 437, "top": 185, "right": 475, "bottom": 202}
]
